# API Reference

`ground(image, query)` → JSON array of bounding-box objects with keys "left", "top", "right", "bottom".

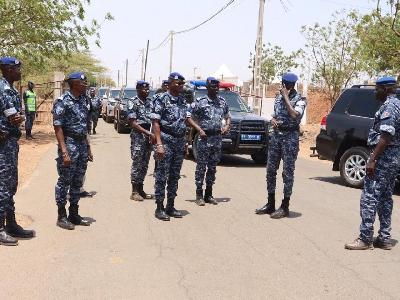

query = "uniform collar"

[{"left": 66, "top": 91, "right": 82, "bottom": 102}]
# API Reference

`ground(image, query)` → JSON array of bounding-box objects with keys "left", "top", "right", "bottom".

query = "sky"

[{"left": 85, "top": 0, "right": 377, "bottom": 87}]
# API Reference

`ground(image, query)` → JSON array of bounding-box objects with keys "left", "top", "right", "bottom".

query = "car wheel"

[
  {"left": 251, "top": 150, "right": 267, "bottom": 165},
  {"left": 339, "top": 146, "right": 369, "bottom": 188},
  {"left": 192, "top": 133, "right": 199, "bottom": 161}
]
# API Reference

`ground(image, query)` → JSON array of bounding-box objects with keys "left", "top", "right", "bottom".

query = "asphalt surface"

[{"left": 1, "top": 120, "right": 400, "bottom": 299}]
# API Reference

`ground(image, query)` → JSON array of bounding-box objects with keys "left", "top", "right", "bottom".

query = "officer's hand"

[
  {"left": 149, "top": 133, "right": 156, "bottom": 144},
  {"left": 35, "top": 113, "right": 38, "bottom": 118},
  {"left": 366, "top": 160, "right": 376, "bottom": 178},
  {"left": 62, "top": 151, "right": 71, "bottom": 167},
  {"left": 199, "top": 129, "right": 207, "bottom": 139},
  {"left": 0, "top": 131, "right": 7, "bottom": 142},
  {"left": 9, "top": 113, "right": 25, "bottom": 126},
  {"left": 280, "top": 87, "right": 289, "bottom": 99},
  {"left": 88, "top": 148, "right": 94, "bottom": 162},
  {"left": 221, "top": 125, "right": 230, "bottom": 135},
  {"left": 156, "top": 144, "right": 166, "bottom": 160},
  {"left": 270, "top": 118, "right": 278, "bottom": 128},
  {"left": 184, "top": 143, "right": 190, "bottom": 159}
]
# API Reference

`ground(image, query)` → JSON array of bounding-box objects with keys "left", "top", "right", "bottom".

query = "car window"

[
  {"left": 98, "top": 88, "right": 108, "bottom": 97},
  {"left": 347, "top": 90, "right": 380, "bottom": 118},
  {"left": 123, "top": 89, "right": 137, "bottom": 99},
  {"left": 194, "top": 89, "right": 248, "bottom": 112},
  {"left": 109, "top": 90, "right": 119, "bottom": 98}
]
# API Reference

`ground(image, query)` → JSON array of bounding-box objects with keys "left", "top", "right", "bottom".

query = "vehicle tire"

[
  {"left": 102, "top": 113, "right": 106, "bottom": 121},
  {"left": 105, "top": 114, "right": 112, "bottom": 123},
  {"left": 192, "top": 133, "right": 199, "bottom": 162},
  {"left": 339, "top": 146, "right": 369, "bottom": 189},
  {"left": 113, "top": 119, "right": 117, "bottom": 130},
  {"left": 251, "top": 150, "right": 267, "bottom": 165}
]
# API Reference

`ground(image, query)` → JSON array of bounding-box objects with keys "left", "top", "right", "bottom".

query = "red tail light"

[{"left": 320, "top": 115, "right": 327, "bottom": 130}]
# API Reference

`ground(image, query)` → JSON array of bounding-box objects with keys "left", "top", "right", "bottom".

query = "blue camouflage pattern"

[
  {"left": 0, "top": 138, "right": 19, "bottom": 217},
  {"left": 266, "top": 131, "right": 299, "bottom": 198},
  {"left": 367, "top": 94, "right": 400, "bottom": 146},
  {"left": 128, "top": 96, "right": 153, "bottom": 184},
  {"left": 272, "top": 90, "right": 306, "bottom": 128},
  {"left": 189, "top": 95, "right": 230, "bottom": 189},
  {"left": 151, "top": 93, "right": 188, "bottom": 203},
  {"left": 359, "top": 94, "right": 400, "bottom": 243},
  {"left": 53, "top": 91, "right": 89, "bottom": 137},
  {"left": 25, "top": 112, "right": 35, "bottom": 131},
  {"left": 55, "top": 138, "right": 88, "bottom": 205},
  {"left": 0, "top": 78, "right": 22, "bottom": 139},
  {"left": 52, "top": 91, "right": 89, "bottom": 206},
  {"left": 90, "top": 95, "right": 102, "bottom": 122}
]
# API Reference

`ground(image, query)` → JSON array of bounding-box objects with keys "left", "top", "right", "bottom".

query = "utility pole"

[
  {"left": 254, "top": 0, "right": 265, "bottom": 116},
  {"left": 140, "top": 49, "right": 145, "bottom": 80},
  {"left": 143, "top": 40, "right": 150, "bottom": 81},
  {"left": 125, "top": 59, "right": 128, "bottom": 86},
  {"left": 117, "top": 69, "right": 120, "bottom": 87},
  {"left": 169, "top": 30, "right": 174, "bottom": 73}
]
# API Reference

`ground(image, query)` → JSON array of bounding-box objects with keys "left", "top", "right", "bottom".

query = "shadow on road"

[
  {"left": 219, "top": 155, "right": 265, "bottom": 168},
  {"left": 82, "top": 217, "right": 96, "bottom": 224},
  {"left": 309, "top": 176, "right": 348, "bottom": 187},
  {"left": 185, "top": 197, "right": 231, "bottom": 204},
  {"left": 19, "top": 131, "right": 55, "bottom": 146},
  {"left": 180, "top": 210, "right": 190, "bottom": 217},
  {"left": 288, "top": 211, "right": 302, "bottom": 218}
]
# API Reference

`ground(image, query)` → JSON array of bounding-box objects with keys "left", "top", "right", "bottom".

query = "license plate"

[{"left": 241, "top": 134, "right": 261, "bottom": 141}]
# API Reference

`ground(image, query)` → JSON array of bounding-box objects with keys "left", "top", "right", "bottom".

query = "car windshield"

[
  {"left": 194, "top": 89, "right": 248, "bottom": 112},
  {"left": 98, "top": 88, "right": 107, "bottom": 97},
  {"left": 124, "top": 89, "right": 137, "bottom": 99},
  {"left": 109, "top": 90, "right": 119, "bottom": 98}
]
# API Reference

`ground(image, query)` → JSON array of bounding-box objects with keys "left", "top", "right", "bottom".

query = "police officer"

[
  {"left": 255, "top": 72, "right": 306, "bottom": 219},
  {"left": 53, "top": 72, "right": 93, "bottom": 230},
  {"left": 128, "top": 80, "right": 155, "bottom": 201},
  {"left": 155, "top": 80, "right": 169, "bottom": 95},
  {"left": 0, "top": 57, "right": 35, "bottom": 245},
  {"left": 151, "top": 72, "right": 188, "bottom": 221},
  {"left": 187, "top": 77, "right": 231, "bottom": 206},
  {"left": 88, "top": 88, "right": 102, "bottom": 134},
  {"left": 345, "top": 77, "right": 400, "bottom": 250},
  {"left": 23, "top": 81, "right": 37, "bottom": 139}
]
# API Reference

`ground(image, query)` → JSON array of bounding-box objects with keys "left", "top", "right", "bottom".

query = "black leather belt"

[
  {"left": 276, "top": 125, "right": 299, "bottom": 132},
  {"left": 204, "top": 129, "right": 221, "bottom": 136},
  {"left": 139, "top": 123, "right": 151, "bottom": 131}
]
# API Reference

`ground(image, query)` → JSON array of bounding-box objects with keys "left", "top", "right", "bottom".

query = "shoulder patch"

[{"left": 382, "top": 111, "right": 391, "bottom": 118}]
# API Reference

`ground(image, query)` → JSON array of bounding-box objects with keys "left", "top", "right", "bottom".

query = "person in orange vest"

[{"left": 23, "top": 81, "right": 37, "bottom": 140}]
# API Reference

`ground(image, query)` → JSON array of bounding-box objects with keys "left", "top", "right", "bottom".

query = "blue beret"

[
  {"left": 0, "top": 57, "right": 21, "bottom": 66},
  {"left": 162, "top": 80, "right": 169, "bottom": 85},
  {"left": 282, "top": 72, "right": 298, "bottom": 83},
  {"left": 206, "top": 77, "right": 220, "bottom": 84},
  {"left": 136, "top": 80, "right": 150, "bottom": 88},
  {"left": 376, "top": 76, "right": 397, "bottom": 86},
  {"left": 67, "top": 72, "right": 87, "bottom": 80},
  {"left": 168, "top": 72, "right": 185, "bottom": 81}
]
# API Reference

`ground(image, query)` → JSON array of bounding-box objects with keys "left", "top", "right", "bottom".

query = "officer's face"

[
  {"left": 72, "top": 79, "right": 87, "bottom": 95},
  {"left": 162, "top": 83, "right": 169, "bottom": 91},
  {"left": 138, "top": 86, "right": 149, "bottom": 98},
  {"left": 1, "top": 64, "right": 22, "bottom": 82},
  {"left": 282, "top": 81, "right": 295, "bottom": 90},
  {"left": 375, "top": 85, "right": 387, "bottom": 102},
  {"left": 169, "top": 79, "right": 184, "bottom": 94},
  {"left": 206, "top": 82, "right": 219, "bottom": 96},
  {"left": 90, "top": 90, "right": 95, "bottom": 97}
]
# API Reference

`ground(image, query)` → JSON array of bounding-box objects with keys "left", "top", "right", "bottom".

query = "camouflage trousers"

[
  {"left": 55, "top": 137, "right": 88, "bottom": 206},
  {"left": 154, "top": 133, "right": 186, "bottom": 204},
  {"left": 266, "top": 131, "right": 299, "bottom": 198},
  {"left": 195, "top": 135, "right": 222, "bottom": 189},
  {"left": 130, "top": 131, "right": 152, "bottom": 184},
  {"left": 0, "top": 138, "right": 19, "bottom": 217},
  {"left": 359, "top": 146, "right": 400, "bottom": 243}
]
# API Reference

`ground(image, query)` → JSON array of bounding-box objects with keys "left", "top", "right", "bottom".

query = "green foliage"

[
  {"left": 301, "top": 11, "right": 363, "bottom": 106},
  {"left": 249, "top": 43, "right": 302, "bottom": 84},
  {"left": 0, "top": 0, "right": 113, "bottom": 73}
]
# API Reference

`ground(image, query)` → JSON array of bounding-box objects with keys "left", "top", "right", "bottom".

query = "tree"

[
  {"left": 0, "top": 0, "right": 113, "bottom": 72},
  {"left": 376, "top": 0, "right": 400, "bottom": 37},
  {"left": 249, "top": 43, "right": 302, "bottom": 84},
  {"left": 301, "top": 11, "right": 363, "bottom": 107}
]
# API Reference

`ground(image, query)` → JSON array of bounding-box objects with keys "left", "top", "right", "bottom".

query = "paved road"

[{"left": 1, "top": 121, "right": 400, "bottom": 299}]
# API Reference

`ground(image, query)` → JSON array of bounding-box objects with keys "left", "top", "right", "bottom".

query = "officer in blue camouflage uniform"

[
  {"left": 53, "top": 72, "right": 93, "bottom": 230},
  {"left": 345, "top": 76, "right": 400, "bottom": 250},
  {"left": 88, "top": 88, "right": 102, "bottom": 134},
  {"left": 255, "top": 72, "right": 306, "bottom": 219},
  {"left": 187, "top": 77, "right": 231, "bottom": 206},
  {"left": 127, "top": 80, "right": 155, "bottom": 201},
  {"left": 151, "top": 72, "right": 188, "bottom": 221},
  {"left": 0, "top": 57, "right": 35, "bottom": 246}
]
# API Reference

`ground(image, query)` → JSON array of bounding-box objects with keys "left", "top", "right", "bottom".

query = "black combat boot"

[
  {"left": 270, "top": 197, "right": 290, "bottom": 219},
  {"left": 204, "top": 186, "right": 218, "bottom": 205},
  {"left": 93, "top": 128, "right": 96, "bottom": 134},
  {"left": 195, "top": 188, "right": 205, "bottom": 206},
  {"left": 68, "top": 204, "right": 90, "bottom": 226},
  {"left": 155, "top": 202, "right": 170, "bottom": 221},
  {"left": 57, "top": 205, "right": 75, "bottom": 230},
  {"left": 0, "top": 215, "right": 18, "bottom": 246},
  {"left": 5, "top": 212, "right": 35, "bottom": 238},
  {"left": 130, "top": 183, "right": 144, "bottom": 201},
  {"left": 166, "top": 199, "right": 183, "bottom": 218},
  {"left": 255, "top": 193, "right": 276, "bottom": 215},
  {"left": 138, "top": 183, "right": 154, "bottom": 200}
]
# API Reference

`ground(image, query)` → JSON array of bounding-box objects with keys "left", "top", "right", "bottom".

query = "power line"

[
  {"left": 150, "top": 33, "right": 171, "bottom": 51},
  {"left": 175, "top": 0, "right": 236, "bottom": 35}
]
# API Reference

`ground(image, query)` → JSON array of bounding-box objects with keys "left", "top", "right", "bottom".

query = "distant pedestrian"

[
  {"left": 127, "top": 80, "right": 155, "bottom": 201},
  {"left": 88, "top": 88, "right": 102, "bottom": 134},
  {"left": 151, "top": 72, "right": 188, "bottom": 221},
  {"left": 345, "top": 77, "right": 400, "bottom": 250},
  {"left": 187, "top": 77, "right": 231, "bottom": 206},
  {"left": 255, "top": 72, "right": 306, "bottom": 219},
  {"left": 23, "top": 81, "right": 37, "bottom": 139},
  {"left": 155, "top": 80, "right": 169, "bottom": 95},
  {"left": 52, "top": 72, "right": 93, "bottom": 230},
  {"left": 0, "top": 57, "right": 35, "bottom": 246}
]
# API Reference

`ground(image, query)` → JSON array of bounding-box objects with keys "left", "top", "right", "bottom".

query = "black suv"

[
  {"left": 315, "top": 85, "right": 400, "bottom": 188},
  {"left": 187, "top": 89, "right": 269, "bottom": 164}
]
